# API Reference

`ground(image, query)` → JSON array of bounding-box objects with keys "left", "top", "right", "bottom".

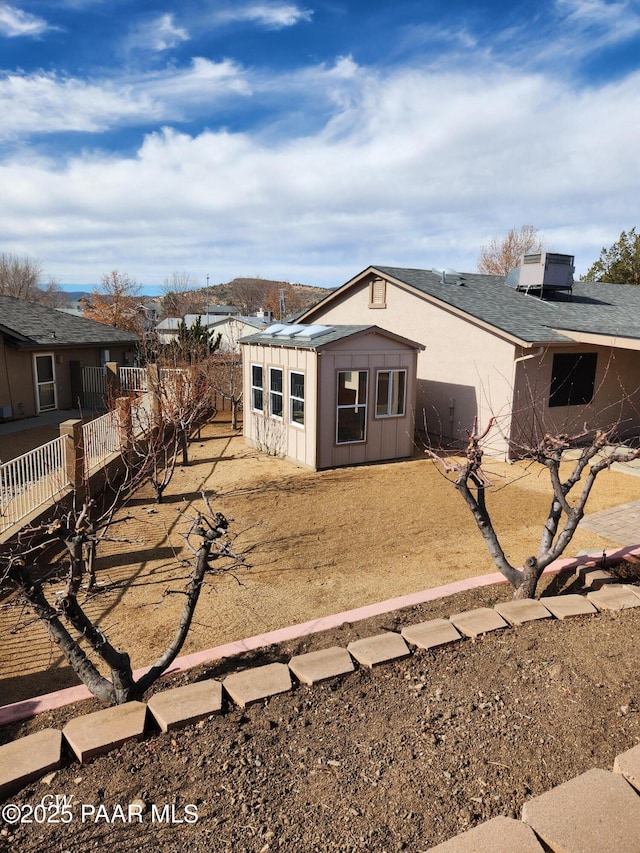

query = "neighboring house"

[
  {"left": 297, "top": 254, "right": 640, "bottom": 458},
  {"left": 207, "top": 315, "right": 268, "bottom": 352},
  {"left": 240, "top": 323, "right": 423, "bottom": 470},
  {"left": 0, "top": 295, "right": 139, "bottom": 420},
  {"left": 157, "top": 312, "right": 270, "bottom": 348},
  {"left": 155, "top": 317, "right": 182, "bottom": 345},
  {"left": 205, "top": 304, "right": 241, "bottom": 318}
]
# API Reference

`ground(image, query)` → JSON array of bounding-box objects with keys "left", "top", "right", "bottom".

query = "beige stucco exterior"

[
  {"left": 0, "top": 341, "right": 135, "bottom": 420},
  {"left": 302, "top": 272, "right": 518, "bottom": 455},
  {"left": 510, "top": 344, "right": 640, "bottom": 452},
  {"left": 301, "top": 269, "right": 640, "bottom": 459},
  {"left": 242, "top": 328, "right": 421, "bottom": 470}
]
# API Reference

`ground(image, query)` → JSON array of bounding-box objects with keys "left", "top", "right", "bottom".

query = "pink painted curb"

[{"left": 1, "top": 545, "right": 638, "bottom": 727}]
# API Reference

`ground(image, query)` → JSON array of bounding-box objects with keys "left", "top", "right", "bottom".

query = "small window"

[
  {"left": 337, "top": 370, "right": 368, "bottom": 443},
  {"left": 369, "top": 277, "right": 386, "bottom": 308},
  {"left": 251, "top": 365, "right": 263, "bottom": 412},
  {"left": 269, "top": 367, "right": 283, "bottom": 418},
  {"left": 549, "top": 353, "right": 597, "bottom": 407},
  {"left": 290, "top": 371, "right": 305, "bottom": 427},
  {"left": 376, "top": 369, "right": 406, "bottom": 417}
]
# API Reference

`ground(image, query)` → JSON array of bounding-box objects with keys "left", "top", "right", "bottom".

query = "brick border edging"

[{"left": 2, "top": 544, "right": 638, "bottom": 727}]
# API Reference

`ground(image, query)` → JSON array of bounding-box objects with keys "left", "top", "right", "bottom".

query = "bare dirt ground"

[
  {"left": 1, "top": 415, "right": 640, "bottom": 851},
  {"left": 2, "top": 581, "right": 640, "bottom": 853},
  {"left": 2, "top": 414, "right": 640, "bottom": 707}
]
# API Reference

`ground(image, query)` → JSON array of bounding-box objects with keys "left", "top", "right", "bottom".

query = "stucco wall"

[
  {"left": 511, "top": 344, "right": 640, "bottom": 452},
  {"left": 0, "top": 342, "right": 136, "bottom": 419},
  {"left": 304, "top": 276, "right": 517, "bottom": 456}
]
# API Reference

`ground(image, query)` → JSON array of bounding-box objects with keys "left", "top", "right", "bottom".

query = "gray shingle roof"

[
  {"left": 374, "top": 266, "right": 640, "bottom": 344},
  {"left": 240, "top": 324, "right": 423, "bottom": 350},
  {"left": 0, "top": 295, "right": 140, "bottom": 348}
]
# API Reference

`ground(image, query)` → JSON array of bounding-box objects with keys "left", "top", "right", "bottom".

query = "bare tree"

[
  {"left": 38, "top": 277, "right": 71, "bottom": 309},
  {"left": 427, "top": 417, "right": 639, "bottom": 599},
  {"left": 161, "top": 270, "right": 201, "bottom": 318},
  {"left": 210, "top": 353, "right": 243, "bottom": 430},
  {"left": 0, "top": 252, "right": 43, "bottom": 300},
  {"left": 2, "top": 496, "right": 243, "bottom": 704},
  {"left": 477, "top": 225, "right": 545, "bottom": 275},
  {"left": 82, "top": 270, "right": 143, "bottom": 333}
]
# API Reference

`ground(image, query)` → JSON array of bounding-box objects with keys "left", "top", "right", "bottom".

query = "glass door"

[{"left": 34, "top": 354, "right": 57, "bottom": 412}]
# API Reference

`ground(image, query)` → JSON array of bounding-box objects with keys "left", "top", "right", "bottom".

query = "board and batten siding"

[
  {"left": 242, "top": 328, "right": 421, "bottom": 470},
  {"left": 243, "top": 342, "right": 319, "bottom": 469}
]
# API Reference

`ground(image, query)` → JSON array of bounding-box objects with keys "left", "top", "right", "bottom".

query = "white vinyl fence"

[
  {"left": 0, "top": 437, "right": 69, "bottom": 533},
  {"left": 82, "top": 366, "right": 107, "bottom": 409},
  {"left": 82, "top": 410, "right": 120, "bottom": 473},
  {"left": 1, "top": 369, "right": 203, "bottom": 536},
  {"left": 120, "top": 367, "right": 148, "bottom": 393}
]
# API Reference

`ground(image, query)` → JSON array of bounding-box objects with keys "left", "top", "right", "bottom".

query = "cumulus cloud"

[
  {"left": 127, "top": 12, "right": 189, "bottom": 53},
  {"left": 0, "top": 59, "right": 251, "bottom": 140},
  {"left": 0, "top": 4, "right": 51, "bottom": 37},
  {"left": 1, "top": 60, "right": 639, "bottom": 283}
]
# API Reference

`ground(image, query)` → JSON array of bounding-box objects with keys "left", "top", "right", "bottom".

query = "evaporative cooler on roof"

[{"left": 505, "top": 252, "right": 575, "bottom": 296}]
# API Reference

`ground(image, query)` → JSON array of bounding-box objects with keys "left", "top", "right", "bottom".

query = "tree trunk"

[
  {"left": 513, "top": 556, "right": 542, "bottom": 599},
  {"left": 180, "top": 428, "right": 189, "bottom": 466}
]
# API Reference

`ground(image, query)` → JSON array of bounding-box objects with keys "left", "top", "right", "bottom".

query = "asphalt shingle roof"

[
  {"left": 374, "top": 266, "right": 640, "bottom": 344},
  {"left": 240, "top": 324, "right": 422, "bottom": 350},
  {"left": 0, "top": 295, "right": 140, "bottom": 348}
]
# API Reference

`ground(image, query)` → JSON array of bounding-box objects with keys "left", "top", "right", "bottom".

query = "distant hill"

[{"left": 162, "top": 277, "right": 332, "bottom": 318}]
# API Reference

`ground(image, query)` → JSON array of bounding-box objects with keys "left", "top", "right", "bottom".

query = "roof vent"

[
  {"left": 431, "top": 267, "right": 466, "bottom": 286},
  {"left": 505, "top": 252, "right": 574, "bottom": 296}
]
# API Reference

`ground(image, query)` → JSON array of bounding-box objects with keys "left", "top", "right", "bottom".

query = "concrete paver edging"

[
  {"left": 4, "top": 545, "right": 636, "bottom": 728},
  {"left": 1, "top": 545, "right": 640, "bottom": 849}
]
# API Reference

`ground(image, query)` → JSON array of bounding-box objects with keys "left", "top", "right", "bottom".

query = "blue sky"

[{"left": 2, "top": 0, "right": 640, "bottom": 292}]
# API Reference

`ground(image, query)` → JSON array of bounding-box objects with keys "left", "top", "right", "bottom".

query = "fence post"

[
  {"left": 60, "top": 419, "right": 85, "bottom": 503},
  {"left": 105, "top": 362, "right": 121, "bottom": 404},
  {"left": 117, "top": 396, "right": 134, "bottom": 466}
]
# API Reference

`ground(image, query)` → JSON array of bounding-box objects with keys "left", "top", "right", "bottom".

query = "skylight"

[{"left": 261, "top": 323, "right": 332, "bottom": 340}]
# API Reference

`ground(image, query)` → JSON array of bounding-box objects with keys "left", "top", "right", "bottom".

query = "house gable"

[{"left": 299, "top": 264, "right": 640, "bottom": 457}]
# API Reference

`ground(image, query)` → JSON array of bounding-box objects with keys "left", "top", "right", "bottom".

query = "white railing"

[
  {"left": 120, "top": 367, "right": 148, "bottom": 393},
  {"left": 82, "top": 366, "right": 106, "bottom": 409},
  {"left": 82, "top": 411, "right": 120, "bottom": 472},
  {"left": 0, "top": 437, "right": 69, "bottom": 533}
]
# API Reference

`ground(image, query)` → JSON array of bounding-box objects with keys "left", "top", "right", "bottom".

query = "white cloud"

[
  {"left": 127, "top": 13, "right": 189, "bottom": 53},
  {"left": 1, "top": 60, "right": 639, "bottom": 284},
  {"left": 215, "top": 3, "right": 313, "bottom": 29},
  {"left": 492, "top": 0, "right": 640, "bottom": 68},
  {"left": 0, "top": 59, "right": 251, "bottom": 140},
  {"left": 0, "top": 4, "right": 51, "bottom": 37}
]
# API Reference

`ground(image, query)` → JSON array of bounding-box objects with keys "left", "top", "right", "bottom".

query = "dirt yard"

[
  {"left": 2, "top": 416, "right": 640, "bottom": 851},
  {"left": 2, "top": 582, "right": 640, "bottom": 852},
  {"left": 2, "top": 415, "right": 640, "bottom": 706}
]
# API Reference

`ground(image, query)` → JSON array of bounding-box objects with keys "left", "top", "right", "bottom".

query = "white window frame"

[
  {"left": 269, "top": 366, "right": 284, "bottom": 420},
  {"left": 32, "top": 352, "right": 58, "bottom": 414},
  {"left": 250, "top": 364, "right": 264, "bottom": 412},
  {"left": 375, "top": 369, "right": 407, "bottom": 418},
  {"left": 336, "top": 370, "right": 368, "bottom": 445},
  {"left": 289, "top": 371, "right": 305, "bottom": 428}
]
